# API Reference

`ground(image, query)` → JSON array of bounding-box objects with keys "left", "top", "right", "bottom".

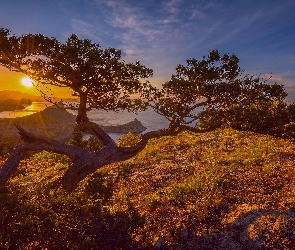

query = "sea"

[
  {"left": 0, "top": 102, "right": 170, "bottom": 141},
  {"left": 0, "top": 102, "right": 48, "bottom": 118}
]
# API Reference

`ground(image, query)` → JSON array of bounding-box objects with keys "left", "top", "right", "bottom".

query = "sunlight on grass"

[{"left": 1, "top": 128, "right": 295, "bottom": 248}]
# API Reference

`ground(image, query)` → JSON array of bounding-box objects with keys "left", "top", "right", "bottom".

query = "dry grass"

[
  {"left": 1, "top": 128, "right": 295, "bottom": 249},
  {"left": 108, "top": 129, "right": 295, "bottom": 248}
]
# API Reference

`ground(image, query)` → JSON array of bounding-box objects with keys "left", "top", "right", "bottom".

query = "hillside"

[
  {"left": 0, "top": 90, "right": 45, "bottom": 102},
  {"left": 0, "top": 98, "right": 33, "bottom": 112},
  {"left": 0, "top": 105, "right": 76, "bottom": 144},
  {"left": 0, "top": 90, "right": 79, "bottom": 103},
  {"left": 0, "top": 128, "right": 295, "bottom": 249}
]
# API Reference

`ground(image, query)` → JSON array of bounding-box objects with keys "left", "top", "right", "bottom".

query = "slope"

[{"left": 0, "top": 128, "right": 295, "bottom": 249}]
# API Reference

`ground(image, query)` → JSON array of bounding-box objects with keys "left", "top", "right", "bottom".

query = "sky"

[{"left": 0, "top": 0, "right": 295, "bottom": 101}]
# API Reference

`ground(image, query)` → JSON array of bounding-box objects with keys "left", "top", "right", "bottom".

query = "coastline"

[
  {"left": 0, "top": 102, "right": 50, "bottom": 118},
  {"left": 0, "top": 103, "right": 151, "bottom": 145}
]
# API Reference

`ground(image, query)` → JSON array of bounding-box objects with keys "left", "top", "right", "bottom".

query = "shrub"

[
  {"left": 0, "top": 169, "right": 144, "bottom": 249},
  {"left": 117, "top": 132, "right": 141, "bottom": 147},
  {"left": 68, "top": 126, "right": 102, "bottom": 152},
  {"left": 0, "top": 134, "right": 17, "bottom": 155},
  {"left": 67, "top": 125, "right": 87, "bottom": 148},
  {"left": 85, "top": 135, "right": 102, "bottom": 152}
]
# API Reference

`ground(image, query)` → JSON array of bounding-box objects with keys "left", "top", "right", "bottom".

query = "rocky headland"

[{"left": 99, "top": 118, "right": 146, "bottom": 134}]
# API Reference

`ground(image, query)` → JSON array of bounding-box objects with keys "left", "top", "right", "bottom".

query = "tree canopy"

[
  {"left": 147, "top": 49, "right": 292, "bottom": 137},
  {"left": 0, "top": 28, "right": 153, "bottom": 123},
  {"left": 146, "top": 50, "right": 242, "bottom": 127}
]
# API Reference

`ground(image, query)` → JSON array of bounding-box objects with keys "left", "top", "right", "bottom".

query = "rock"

[
  {"left": 100, "top": 118, "right": 147, "bottom": 133},
  {"left": 154, "top": 236, "right": 166, "bottom": 250},
  {"left": 181, "top": 227, "right": 189, "bottom": 239},
  {"left": 248, "top": 213, "right": 295, "bottom": 249},
  {"left": 215, "top": 208, "right": 295, "bottom": 249}
]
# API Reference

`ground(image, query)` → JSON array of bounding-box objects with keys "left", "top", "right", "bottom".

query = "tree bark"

[
  {"left": 76, "top": 92, "right": 89, "bottom": 123},
  {"left": 0, "top": 121, "right": 185, "bottom": 192},
  {"left": 0, "top": 126, "right": 89, "bottom": 183}
]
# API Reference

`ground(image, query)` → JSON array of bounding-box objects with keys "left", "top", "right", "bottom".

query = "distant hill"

[
  {"left": 0, "top": 90, "right": 78, "bottom": 103},
  {"left": 0, "top": 90, "right": 45, "bottom": 102},
  {"left": 0, "top": 105, "right": 146, "bottom": 144},
  {"left": 0, "top": 98, "right": 32, "bottom": 112}
]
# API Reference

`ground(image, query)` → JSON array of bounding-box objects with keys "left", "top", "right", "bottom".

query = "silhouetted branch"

[{"left": 78, "top": 120, "right": 117, "bottom": 147}]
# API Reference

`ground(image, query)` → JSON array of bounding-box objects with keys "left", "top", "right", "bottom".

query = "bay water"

[{"left": 0, "top": 102, "right": 170, "bottom": 140}]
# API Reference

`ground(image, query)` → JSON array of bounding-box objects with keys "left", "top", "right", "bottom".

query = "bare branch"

[
  {"left": 0, "top": 127, "right": 89, "bottom": 184},
  {"left": 78, "top": 120, "right": 117, "bottom": 147},
  {"left": 15, "top": 125, "right": 87, "bottom": 157}
]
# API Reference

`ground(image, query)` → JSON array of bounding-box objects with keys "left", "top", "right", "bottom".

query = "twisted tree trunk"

[{"left": 0, "top": 120, "right": 183, "bottom": 192}]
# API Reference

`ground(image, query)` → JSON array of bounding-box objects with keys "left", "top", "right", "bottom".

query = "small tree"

[
  {"left": 85, "top": 136, "right": 102, "bottom": 152},
  {"left": 146, "top": 50, "right": 293, "bottom": 137},
  {"left": 68, "top": 125, "right": 87, "bottom": 148},
  {"left": 117, "top": 132, "right": 141, "bottom": 147},
  {"left": 144, "top": 50, "right": 243, "bottom": 129},
  {"left": 196, "top": 75, "right": 292, "bottom": 137},
  {"left": 68, "top": 126, "right": 102, "bottom": 152}
]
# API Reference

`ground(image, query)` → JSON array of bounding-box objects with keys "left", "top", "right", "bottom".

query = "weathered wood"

[
  {"left": 0, "top": 125, "right": 88, "bottom": 184},
  {"left": 52, "top": 125, "right": 184, "bottom": 192},
  {"left": 78, "top": 120, "right": 117, "bottom": 147},
  {"left": 0, "top": 120, "right": 178, "bottom": 192},
  {"left": 0, "top": 117, "right": 212, "bottom": 192}
]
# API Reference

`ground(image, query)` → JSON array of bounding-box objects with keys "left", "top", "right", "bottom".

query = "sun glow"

[{"left": 21, "top": 77, "right": 33, "bottom": 87}]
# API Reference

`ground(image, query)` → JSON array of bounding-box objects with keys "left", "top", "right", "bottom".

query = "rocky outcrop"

[{"left": 100, "top": 118, "right": 146, "bottom": 133}]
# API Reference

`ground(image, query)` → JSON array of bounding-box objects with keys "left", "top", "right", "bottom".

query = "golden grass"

[{"left": 1, "top": 128, "right": 295, "bottom": 248}]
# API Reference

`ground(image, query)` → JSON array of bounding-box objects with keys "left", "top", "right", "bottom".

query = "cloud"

[
  {"left": 163, "top": 0, "right": 182, "bottom": 14},
  {"left": 89, "top": 1, "right": 276, "bottom": 86},
  {"left": 80, "top": 0, "right": 295, "bottom": 89},
  {"left": 91, "top": 1, "right": 184, "bottom": 79},
  {"left": 70, "top": 19, "right": 102, "bottom": 41},
  {"left": 263, "top": 72, "right": 295, "bottom": 102},
  {"left": 93, "top": 1, "right": 209, "bottom": 63}
]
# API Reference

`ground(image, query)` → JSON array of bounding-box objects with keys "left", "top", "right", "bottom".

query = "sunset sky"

[{"left": 1, "top": 0, "right": 295, "bottom": 101}]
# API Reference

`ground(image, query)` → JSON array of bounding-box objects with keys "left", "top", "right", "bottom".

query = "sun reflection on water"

[{"left": 0, "top": 102, "right": 49, "bottom": 118}]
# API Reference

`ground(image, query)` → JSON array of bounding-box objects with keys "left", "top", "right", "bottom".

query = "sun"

[{"left": 21, "top": 77, "right": 33, "bottom": 87}]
